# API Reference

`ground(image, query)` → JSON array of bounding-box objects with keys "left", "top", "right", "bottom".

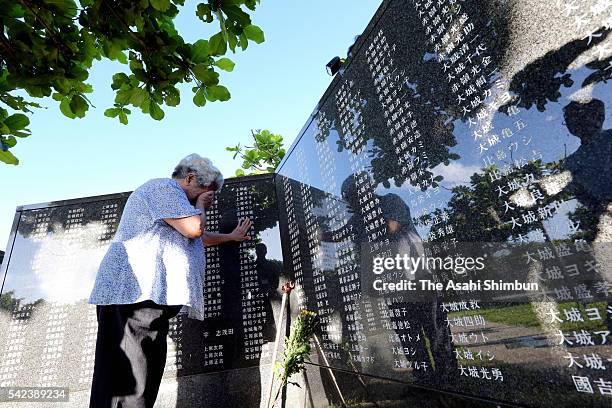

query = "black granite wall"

[
  {"left": 275, "top": 0, "right": 612, "bottom": 407},
  {"left": 0, "top": 174, "right": 285, "bottom": 407}
]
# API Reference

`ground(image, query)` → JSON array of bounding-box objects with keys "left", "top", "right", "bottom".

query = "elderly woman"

[{"left": 88, "top": 154, "right": 251, "bottom": 408}]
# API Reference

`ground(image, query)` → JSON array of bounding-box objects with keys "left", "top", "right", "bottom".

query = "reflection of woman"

[
  {"left": 379, "top": 193, "right": 426, "bottom": 277},
  {"left": 378, "top": 192, "right": 457, "bottom": 383},
  {"left": 88, "top": 154, "right": 251, "bottom": 408},
  {"left": 327, "top": 174, "right": 456, "bottom": 382}
]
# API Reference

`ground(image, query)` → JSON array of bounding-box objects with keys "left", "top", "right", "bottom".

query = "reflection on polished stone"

[
  {"left": 275, "top": 0, "right": 612, "bottom": 407},
  {"left": 0, "top": 175, "right": 283, "bottom": 408}
]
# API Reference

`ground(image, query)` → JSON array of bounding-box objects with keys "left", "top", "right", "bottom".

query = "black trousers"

[{"left": 89, "top": 300, "right": 183, "bottom": 408}]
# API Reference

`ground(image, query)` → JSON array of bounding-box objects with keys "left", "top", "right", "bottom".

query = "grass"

[{"left": 449, "top": 301, "right": 608, "bottom": 331}]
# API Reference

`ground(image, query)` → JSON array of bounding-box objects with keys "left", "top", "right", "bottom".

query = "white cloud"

[
  {"left": 33, "top": 221, "right": 108, "bottom": 303},
  {"left": 432, "top": 162, "right": 481, "bottom": 187}
]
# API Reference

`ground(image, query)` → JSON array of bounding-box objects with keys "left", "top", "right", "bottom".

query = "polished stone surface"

[
  {"left": 0, "top": 175, "right": 284, "bottom": 405},
  {"left": 276, "top": 0, "right": 612, "bottom": 407}
]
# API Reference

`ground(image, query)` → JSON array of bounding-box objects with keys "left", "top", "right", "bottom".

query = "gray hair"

[{"left": 172, "top": 153, "right": 224, "bottom": 191}]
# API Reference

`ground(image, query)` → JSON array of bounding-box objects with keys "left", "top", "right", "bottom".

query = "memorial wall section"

[
  {"left": 276, "top": 0, "right": 612, "bottom": 407},
  {"left": 0, "top": 174, "right": 285, "bottom": 407}
]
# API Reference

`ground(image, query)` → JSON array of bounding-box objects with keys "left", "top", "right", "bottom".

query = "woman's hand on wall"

[{"left": 229, "top": 218, "right": 253, "bottom": 241}]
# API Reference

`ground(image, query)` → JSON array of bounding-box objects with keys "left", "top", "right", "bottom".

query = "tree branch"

[
  {"left": 0, "top": 27, "right": 18, "bottom": 64},
  {"left": 250, "top": 129, "right": 281, "bottom": 160},
  {"left": 101, "top": 0, "right": 149, "bottom": 53},
  {"left": 18, "top": 0, "right": 72, "bottom": 55}
]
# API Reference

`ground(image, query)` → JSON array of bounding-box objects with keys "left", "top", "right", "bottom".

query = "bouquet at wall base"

[{"left": 269, "top": 309, "right": 318, "bottom": 408}]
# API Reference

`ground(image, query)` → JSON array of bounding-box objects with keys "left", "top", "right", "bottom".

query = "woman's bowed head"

[
  {"left": 172, "top": 153, "right": 223, "bottom": 206},
  {"left": 166, "top": 153, "right": 252, "bottom": 242}
]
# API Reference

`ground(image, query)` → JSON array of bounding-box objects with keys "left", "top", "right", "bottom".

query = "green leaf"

[
  {"left": 239, "top": 33, "right": 248, "bottom": 50},
  {"left": 141, "top": 99, "right": 151, "bottom": 113},
  {"left": 243, "top": 25, "right": 264, "bottom": 44},
  {"left": 193, "top": 88, "right": 207, "bottom": 107},
  {"left": 191, "top": 40, "right": 210, "bottom": 63},
  {"left": 221, "top": 0, "right": 247, "bottom": 7},
  {"left": 129, "top": 88, "right": 149, "bottom": 107},
  {"left": 12, "top": 130, "right": 30, "bottom": 138},
  {"left": 196, "top": 3, "right": 214, "bottom": 23},
  {"left": 158, "top": 14, "right": 178, "bottom": 36},
  {"left": 115, "top": 89, "right": 132, "bottom": 105},
  {"left": 0, "top": 150, "right": 18, "bottom": 165},
  {"left": 244, "top": 0, "right": 257, "bottom": 11},
  {"left": 111, "top": 73, "right": 129, "bottom": 90},
  {"left": 45, "top": 0, "right": 78, "bottom": 17},
  {"left": 129, "top": 56, "right": 143, "bottom": 71},
  {"left": 54, "top": 79, "right": 71, "bottom": 94},
  {"left": 165, "top": 87, "right": 180, "bottom": 106},
  {"left": 227, "top": 33, "right": 238, "bottom": 52},
  {"left": 209, "top": 32, "right": 227, "bottom": 56},
  {"left": 223, "top": 5, "right": 251, "bottom": 26},
  {"left": 149, "top": 102, "right": 165, "bottom": 120},
  {"left": 104, "top": 108, "right": 121, "bottom": 118},
  {"left": 6, "top": 4, "right": 25, "bottom": 18},
  {"left": 4, "top": 114, "right": 29, "bottom": 131},
  {"left": 103, "top": 40, "right": 128, "bottom": 64},
  {"left": 244, "top": 149, "right": 258, "bottom": 161},
  {"left": 69, "top": 95, "right": 88, "bottom": 118},
  {"left": 192, "top": 65, "right": 219, "bottom": 86},
  {"left": 118, "top": 112, "right": 128, "bottom": 125},
  {"left": 132, "top": 68, "right": 148, "bottom": 82},
  {"left": 150, "top": 0, "right": 170, "bottom": 11},
  {"left": 214, "top": 58, "right": 235, "bottom": 72},
  {"left": 205, "top": 85, "right": 231, "bottom": 102},
  {"left": 4, "top": 136, "right": 17, "bottom": 148},
  {"left": 60, "top": 98, "right": 75, "bottom": 119},
  {"left": 80, "top": 83, "right": 94, "bottom": 93},
  {"left": 235, "top": 168, "right": 245, "bottom": 176}
]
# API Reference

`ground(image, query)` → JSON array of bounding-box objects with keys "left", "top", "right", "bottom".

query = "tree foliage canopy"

[
  {"left": 226, "top": 129, "right": 285, "bottom": 176},
  {"left": 0, "top": 0, "right": 265, "bottom": 164}
]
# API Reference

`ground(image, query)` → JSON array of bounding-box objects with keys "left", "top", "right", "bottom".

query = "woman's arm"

[
  {"left": 163, "top": 191, "right": 213, "bottom": 239},
  {"left": 163, "top": 214, "right": 206, "bottom": 239},
  {"left": 203, "top": 218, "right": 252, "bottom": 246}
]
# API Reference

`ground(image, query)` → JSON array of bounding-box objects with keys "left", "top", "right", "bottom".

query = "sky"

[{"left": 0, "top": 0, "right": 382, "bottom": 250}]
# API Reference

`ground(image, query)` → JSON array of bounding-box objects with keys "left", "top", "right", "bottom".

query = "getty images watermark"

[
  {"left": 371, "top": 253, "right": 539, "bottom": 292},
  {"left": 360, "top": 240, "right": 611, "bottom": 303}
]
